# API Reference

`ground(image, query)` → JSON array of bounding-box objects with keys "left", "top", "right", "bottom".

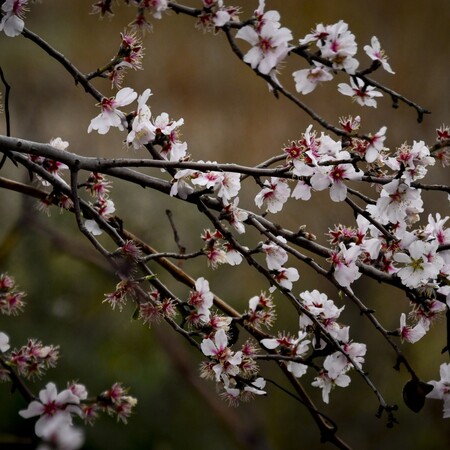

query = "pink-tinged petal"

[
  {"left": 330, "top": 183, "right": 347, "bottom": 202},
  {"left": 393, "top": 252, "right": 411, "bottom": 264},
  {"left": 365, "top": 147, "right": 378, "bottom": 163},
  {"left": 200, "top": 338, "right": 217, "bottom": 357},
  {"left": 310, "top": 172, "right": 330, "bottom": 191},
  {"left": 425, "top": 380, "right": 443, "bottom": 400},
  {"left": 287, "top": 361, "right": 308, "bottom": 378},
  {"left": 260, "top": 338, "right": 280, "bottom": 349},
  {"left": 236, "top": 26, "right": 259, "bottom": 46},
  {"left": 115, "top": 87, "right": 138, "bottom": 106},
  {"left": 214, "top": 329, "right": 228, "bottom": 350},
  {"left": 1, "top": 15, "right": 25, "bottom": 37},
  {"left": 335, "top": 373, "right": 351, "bottom": 388},
  {"left": 0, "top": 331, "right": 10, "bottom": 352},
  {"left": 243, "top": 47, "right": 263, "bottom": 69},
  {"left": 440, "top": 362, "right": 450, "bottom": 381},
  {"left": 56, "top": 389, "right": 80, "bottom": 406},
  {"left": 292, "top": 180, "right": 312, "bottom": 201},
  {"left": 337, "top": 83, "right": 355, "bottom": 97},
  {"left": 214, "top": 10, "right": 230, "bottom": 27},
  {"left": 292, "top": 160, "right": 315, "bottom": 177},
  {"left": 40, "top": 383, "right": 57, "bottom": 404},
  {"left": 19, "top": 401, "right": 44, "bottom": 419},
  {"left": 228, "top": 351, "right": 243, "bottom": 366}
]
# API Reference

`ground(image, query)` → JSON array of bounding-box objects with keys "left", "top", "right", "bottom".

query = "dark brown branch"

[{"left": 21, "top": 28, "right": 103, "bottom": 103}]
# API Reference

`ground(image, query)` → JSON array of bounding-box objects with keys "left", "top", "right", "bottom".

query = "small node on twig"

[
  {"left": 391, "top": 94, "right": 399, "bottom": 109},
  {"left": 375, "top": 404, "right": 399, "bottom": 428}
]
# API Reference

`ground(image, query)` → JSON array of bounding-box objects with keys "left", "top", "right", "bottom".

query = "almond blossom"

[
  {"left": 299, "top": 289, "right": 344, "bottom": 330},
  {"left": 0, "top": 0, "right": 28, "bottom": 37},
  {"left": 153, "top": 112, "right": 188, "bottom": 162},
  {"left": 0, "top": 273, "right": 26, "bottom": 316},
  {"left": 200, "top": 329, "right": 243, "bottom": 382},
  {"left": 235, "top": 6, "right": 292, "bottom": 75},
  {"left": 338, "top": 77, "right": 383, "bottom": 108},
  {"left": 366, "top": 179, "right": 423, "bottom": 226},
  {"left": 364, "top": 126, "right": 387, "bottom": 163},
  {"left": 170, "top": 168, "right": 196, "bottom": 199},
  {"left": 19, "top": 382, "right": 81, "bottom": 437},
  {"left": 310, "top": 157, "right": 362, "bottom": 202},
  {"left": 271, "top": 267, "right": 300, "bottom": 291},
  {"left": 262, "top": 237, "right": 288, "bottom": 270},
  {"left": 315, "top": 21, "right": 359, "bottom": 74},
  {"left": 324, "top": 341, "right": 367, "bottom": 379},
  {"left": 188, "top": 277, "right": 214, "bottom": 323},
  {"left": 424, "top": 213, "right": 450, "bottom": 246},
  {"left": 398, "top": 312, "right": 427, "bottom": 344},
  {"left": 409, "top": 299, "right": 446, "bottom": 333},
  {"left": 292, "top": 62, "right": 333, "bottom": 95},
  {"left": 196, "top": 0, "right": 239, "bottom": 32},
  {"left": 394, "top": 240, "right": 444, "bottom": 288},
  {"left": 261, "top": 331, "right": 310, "bottom": 378},
  {"left": 222, "top": 197, "right": 248, "bottom": 234},
  {"left": 254, "top": 177, "right": 290, "bottom": 213},
  {"left": 385, "top": 140, "right": 435, "bottom": 184},
  {"left": 246, "top": 292, "right": 276, "bottom": 329},
  {"left": 330, "top": 243, "right": 362, "bottom": 287},
  {"left": 427, "top": 362, "right": 450, "bottom": 418},
  {"left": 88, "top": 87, "right": 137, "bottom": 134},
  {"left": 126, "top": 88, "right": 155, "bottom": 149},
  {"left": 312, "top": 369, "right": 351, "bottom": 404},
  {"left": 364, "top": 36, "right": 395, "bottom": 74},
  {"left": 37, "top": 413, "right": 84, "bottom": 450}
]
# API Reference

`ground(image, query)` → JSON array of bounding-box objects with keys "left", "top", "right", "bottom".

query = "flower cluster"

[
  {"left": 280, "top": 124, "right": 363, "bottom": 204},
  {"left": 299, "top": 20, "right": 359, "bottom": 74},
  {"left": 196, "top": 0, "right": 240, "bottom": 33},
  {"left": 89, "top": 87, "right": 188, "bottom": 164},
  {"left": 103, "top": 279, "right": 139, "bottom": 311},
  {"left": 186, "top": 276, "right": 215, "bottom": 326},
  {"left": 7, "top": 339, "right": 59, "bottom": 380},
  {"left": 19, "top": 382, "right": 83, "bottom": 439},
  {"left": 245, "top": 291, "right": 276, "bottom": 329},
  {"left": 434, "top": 125, "right": 450, "bottom": 166},
  {"left": 0, "top": 273, "right": 137, "bottom": 448},
  {"left": 0, "top": 273, "right": 26, "bottom": 315},
  {"left": 18, "top": 380, "right": 137, "bottom": 448},
  {"left": 201, "top": 228, "right": 242, "bottom": 268},
  {"left": 107, "top": 30, "right": 144, "bottom": 89},
  {"left": 96, "top": 382, "right": 138, "bottom": 424},
  {"left": 200, "top": 328, "right": 264, "bottom": 406},
  {"left": 91, "top": 0, "right": 169, "bottom": 31},
  {"left": 138, "top": 288, "right": 178, "bottom": 327},
  {"left": 171, "top": 164, "right": 242, "bottom": 206},
  {"left": 261, "top": 235, "right": 300, "bottom": 291},
  {"left": 29, "top": 138, "right": 69, "bottom": 187},
  {"left": 260, "top": 286, "right": 366, "bottom": 404},
  {"left": 293, "top": 21, "right": 392, "bottom": 104},
  {"left": 236, "top": 0, "right": 293, "bottom": 76},
  {"left": 83, "top": 171, "right": 115, "bottom": 236}
]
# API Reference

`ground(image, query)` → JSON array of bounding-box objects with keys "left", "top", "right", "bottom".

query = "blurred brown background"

[{"left": 1, "top": 1, "right": 449, "bottom": 449}]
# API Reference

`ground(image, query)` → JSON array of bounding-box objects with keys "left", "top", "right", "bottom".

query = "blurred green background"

[{"left": 1, "top": 1, "right": 449, "bottom": 449}]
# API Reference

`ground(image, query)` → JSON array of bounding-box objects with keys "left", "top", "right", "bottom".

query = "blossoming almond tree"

[{"left": 0, "top": 1, "right": 449, "bottom": 449}]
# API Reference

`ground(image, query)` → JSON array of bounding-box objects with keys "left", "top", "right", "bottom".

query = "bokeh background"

[{"left": 1, "top": 1, "right": 449, "bottom": 449}]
